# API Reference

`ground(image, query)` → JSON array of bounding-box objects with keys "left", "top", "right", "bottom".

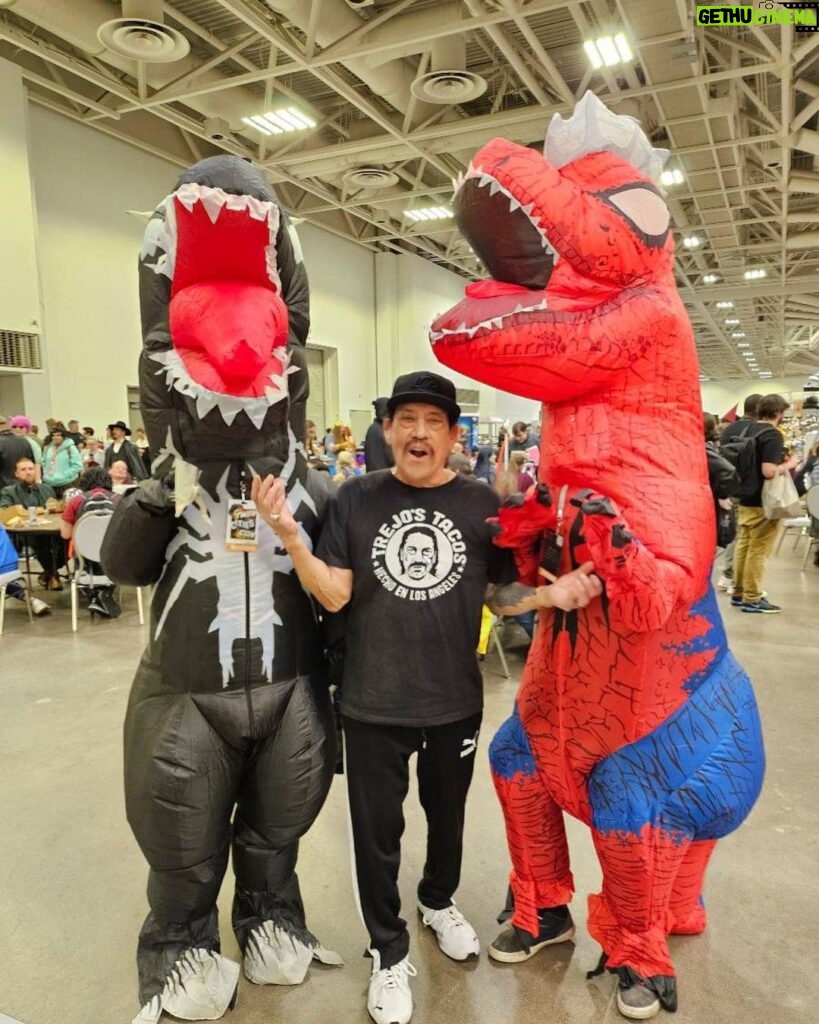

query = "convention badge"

[
  {"left": 539, "top": 529, "right": 564, "bottom": 583},
  {"left": 225, "top": 499, "right": 259, "bottom": 552}
]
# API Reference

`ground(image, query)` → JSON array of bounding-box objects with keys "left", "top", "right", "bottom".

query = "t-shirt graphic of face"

[{"left": 398, "top": 526, "right": 439, "bottom": 586}]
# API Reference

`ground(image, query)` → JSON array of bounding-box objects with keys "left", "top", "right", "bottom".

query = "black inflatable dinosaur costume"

[{"left": 102, "top": 156, "right": 339, "bottom": 1023}]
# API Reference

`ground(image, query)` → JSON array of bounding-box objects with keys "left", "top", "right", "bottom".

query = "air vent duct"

[
  {"left": 97, "top": 0, "right": 190, "bottom": 63},
  {"left": 411, "top": 36, "right": 486, "bottom": 105},
  {"left": 342, "top": 167, "right": 400, "bottom": 190}
]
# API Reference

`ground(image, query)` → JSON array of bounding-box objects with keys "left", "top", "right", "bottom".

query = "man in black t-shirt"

[
  {"left": 253, "top": 370, "right": 600, "bottom": 1024},
  {"left": 732, "top": 393, "right": 797, "bottom": 613}
]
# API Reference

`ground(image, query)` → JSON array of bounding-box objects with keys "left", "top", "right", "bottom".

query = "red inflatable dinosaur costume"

[{"left": 431, "top": 94, "right": 765, "bottom": 1019}]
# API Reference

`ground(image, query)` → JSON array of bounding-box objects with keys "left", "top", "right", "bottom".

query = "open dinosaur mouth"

[
  {"left": 142, "top": 182, "right": 292, "bottom": 427},
  {"left": 430, "top": 281, "right": 548, "bottom": 346},
  {"left": 453, "top": 162, "right": 558, "bottom": 291}
]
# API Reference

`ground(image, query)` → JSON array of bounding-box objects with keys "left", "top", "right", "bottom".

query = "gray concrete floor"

[{"left": 1, "top": 543, "right": 817, "bottom": 1024}]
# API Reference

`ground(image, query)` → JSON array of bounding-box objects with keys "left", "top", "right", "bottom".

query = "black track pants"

[{"left": 343, "top": 711, "right": 482, "bottom": 969}]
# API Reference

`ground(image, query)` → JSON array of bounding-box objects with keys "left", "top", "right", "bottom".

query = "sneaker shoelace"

[
  {"left": 380, "top": 960, "right": 417, "bottom": 989},
  {"left": 426, "top": 906, "right": 468, "bottom": 932}
]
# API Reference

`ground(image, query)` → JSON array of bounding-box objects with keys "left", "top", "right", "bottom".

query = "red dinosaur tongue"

[
  {"left": 170, "top": 282, "right": 287, "bottom": 396},
  {"left": 466, "top": 280, "right": 532, "bottom": 299}
]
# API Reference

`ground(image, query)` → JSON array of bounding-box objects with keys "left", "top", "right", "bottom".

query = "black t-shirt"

[
  {"left": 741, "top": 422, "right": 784, "bottom": 508},
  {"left": 317, "top": 470, "right": 517, "bottom": 727}
]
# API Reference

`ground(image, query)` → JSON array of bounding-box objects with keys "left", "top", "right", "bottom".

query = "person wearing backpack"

[
  {"left": 731, "top": 394, "right": 798, "bottom": 613},
  {"left": 60, "top": 465, "right": 121, "bottom": 617},
  {"left": 715, "top": 394, "right": 761, "bottom": 590}
]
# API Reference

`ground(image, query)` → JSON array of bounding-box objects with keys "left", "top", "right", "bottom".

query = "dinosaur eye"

[{"left": 605, "top": 186, "right": 670, "bottom": 239}]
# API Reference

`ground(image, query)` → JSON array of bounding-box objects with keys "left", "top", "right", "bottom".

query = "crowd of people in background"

[
  {"left": 0, "top": 413, "right": 149, "bottom": 618},
  {"left": 2, "top": 392, "right": 817, "bottom": 626}
]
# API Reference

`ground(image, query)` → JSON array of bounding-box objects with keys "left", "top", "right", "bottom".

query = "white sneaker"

[
  {"left": 31, "top": 598, "right": 50, "bottom": 616},
  {"left": 367, "top": 953, "right": 416, "bottom": 1024},
  {"left": 716, "top": 575, "right": 733, "bottom": 591},
  {"left": 418, "top": 901, "right": 480, "bottom": 960}
]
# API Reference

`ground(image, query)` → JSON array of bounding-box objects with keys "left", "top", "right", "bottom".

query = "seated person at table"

[
  {"left": 108, "top": 458, "right": 135, "bottom": 494},
  {"left": 0, "top": 522, "right": 50, "bottom": 616},
  {"left": 61, "top": 466, "right": 121, "bottom": 618},
  {"left": 0, "top": 456, "right": 67, "bottom": 591}
]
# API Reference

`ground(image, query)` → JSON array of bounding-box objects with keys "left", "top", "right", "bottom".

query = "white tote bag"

[{"left": 761, "top": 472, "right": 802, "bottom": 519}]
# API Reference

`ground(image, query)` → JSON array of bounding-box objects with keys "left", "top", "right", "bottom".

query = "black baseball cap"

[{"left": 386, "top": 371, "right": 461, "bottom": 424}]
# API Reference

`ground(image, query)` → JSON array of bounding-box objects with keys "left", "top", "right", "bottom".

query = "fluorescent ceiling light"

[
  {"left": 683, "top": 235, "right": 702, "bottom": 248},
  {"left": 584, "top": 34, "right": 633, "bottom": 69},
  {"left": 660, "top": 168, "right": 684, "bottom": 187},
  {"left": 715, "top": 301, "right": 733, "bottom": 309},
  {"left": 242, "top": 106, "right": 316, "bottom": 136},
  {"left": 743, "top": 268, "right": 767, "bottom": 280},
  {"left": 724, "top": 317, "right": 740, "bottom": 325},
  {"left": 703, "top": 274, "right": 718, "bottom": 284},
  {"left": 404, "top": 206, "right": 452, "bottom": 222},
  {"left": 732, "top": 332, "right": 746, "bottom": 338},
  {"left": 737, "top": 342, "right": 750, "bottom": 348}
]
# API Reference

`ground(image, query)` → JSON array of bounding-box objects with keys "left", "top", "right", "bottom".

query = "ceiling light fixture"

[
  {"left": 724, "top": 317, "right": 740, "bottom": 325},
  {"left": 660, "top": 168, "right": 684, "bottom": 187},
  {"left": 242, "top": 106, "right": 317, "bottom": 135},
  {"left": 583, "top": 33, "right": 633, "bottom": 69},
  {"left": 683, "top": 234, "right": 702, "bottom": 248},
  {"left": 404, "top": 206, "right": 453, "bottom": 222},
  {"left": 737, "top": 342, "right": 750, "bottom": 348},
  {"left": 743, "top": 268, "right": 767, "bottom": 280},
  {"left": 715, "top": 301, "right": 734, "bottom": 309},
  {"left": 732, "top": 331, "right": 746, "bottom": 338},
  {"left": 702, "top": 273, "right": 719, "bottom": 284}
]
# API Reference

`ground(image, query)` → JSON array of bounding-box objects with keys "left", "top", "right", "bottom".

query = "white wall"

[
  {"left": 701, "top": 377, "right": 810, "bottom": 418},
  {"left": 297, "top": 222, "right": 376, "bottom": 424},
  {"left": 28, "top": 106, "right": 175, "bottom": 432}
]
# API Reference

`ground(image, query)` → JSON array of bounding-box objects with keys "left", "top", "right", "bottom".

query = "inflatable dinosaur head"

[
  {"left": 138, "top": 155, "right": 310, "bottom": 466},
  {"left": 431, "top": 93, "right": 676, "bottom": 397}
]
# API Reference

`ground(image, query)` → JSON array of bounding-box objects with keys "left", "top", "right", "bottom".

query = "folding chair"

[
  {"left": 774, "top": 514, "right": 811, "bottom": 555},
  {"left": 71, "top": 511, "right": 145, "bottom": 631},
  {"left": 802, "top": 486, "right": 819, "bottom": 571},
  {"left": 487, "top": 613, "right": 511, "bottom": 679},
  {"left": 0, "top": 567, "right": 34, "bottom": 635}
]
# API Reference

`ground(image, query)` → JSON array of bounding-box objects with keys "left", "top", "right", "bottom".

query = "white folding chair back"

[
  {"left": 0, "top": 567, "right": 33, "bottom": 635},
  {"left": 70, "top": 511, "right": 145, "bottom": 630},
  {"left": 774, "top": 515, "right": 810, "bottom": 555},
  {"left": 802, "top": 487, "right": 819, "bottom": 571},
  {"left": 72, "top": 511, "right": 113, "bottom": 566}
]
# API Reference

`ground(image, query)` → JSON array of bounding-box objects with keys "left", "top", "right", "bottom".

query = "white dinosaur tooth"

[
  {"left": 490, "top": 316, "right": 504, "bottom": 328},
  {"left": 537, "top": 299, "right": 548, "bottom": 310},
  {"left": 201, "top": 189, "right": 226, "bottom": 224},
  {"left": 521, "top": 203, "right": 535, "bottom": 217},
  {"left": 248, "top": 404, "right": 269, "bottom": 430},
  {"left": 246, "top": 196, "right": 269, "bottom": 221},
  {"left": 509, "top": 196, "right": 521, "bottom": 212},
  {"left": 195, "top": 393, "right": 220, "bottom": 420},
  {"left": 451, "top": 177, "right": 458, "bottom": 192},
  {"left": 479, "top": 174, "right": 492, "bottom": 188}
]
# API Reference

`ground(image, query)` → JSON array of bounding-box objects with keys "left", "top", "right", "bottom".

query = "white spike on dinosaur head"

[{"left": 545, "top": 91, "right": 669, "bottom": 185}]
